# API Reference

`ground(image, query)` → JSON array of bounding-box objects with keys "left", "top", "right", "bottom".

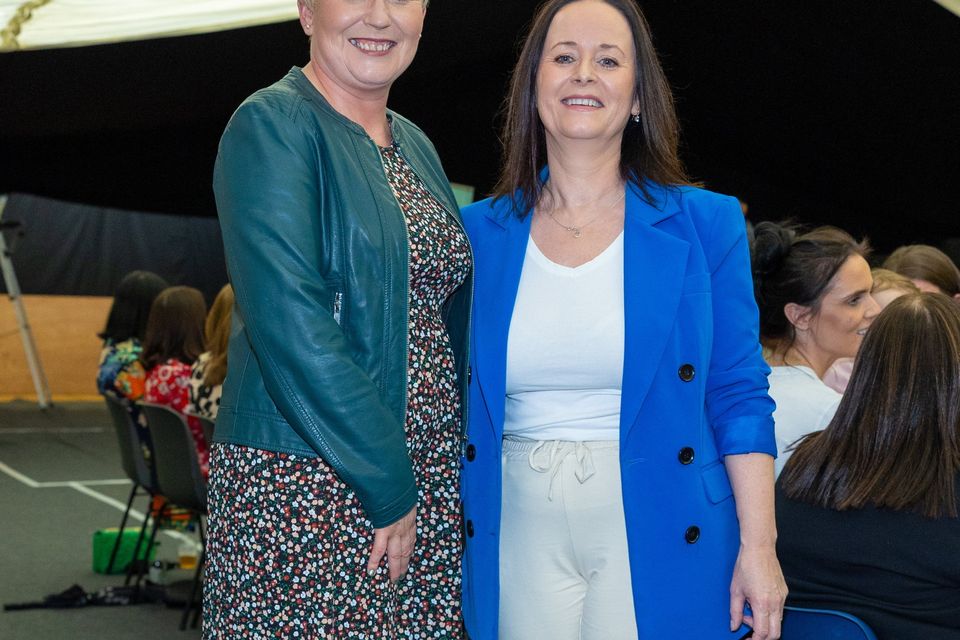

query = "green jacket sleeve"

[{"left": 214, "top": 98, "right": 417, "bottom": 528}]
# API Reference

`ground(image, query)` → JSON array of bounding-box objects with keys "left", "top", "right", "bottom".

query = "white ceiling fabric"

[
  {"left": 933, "top": 0, "right": 960, "bottom": 17},
  {"left": 0, "top": 0, "right": 299, "bottom": 51}
]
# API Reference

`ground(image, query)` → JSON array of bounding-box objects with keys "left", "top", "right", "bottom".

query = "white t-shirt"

[
  {"left": 503, "top": 233, "right": 625, "bottom": 442},
  {"left": 768, "top": 365, "right": 842, "bottom": 477}
]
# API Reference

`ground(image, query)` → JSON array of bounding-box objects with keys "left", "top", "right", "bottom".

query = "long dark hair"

[
  {"left": 751, "top": 222, "right": 870, "bottom": 353},
  {"left": 780, "top": 293, "right": 960, "bottom": 519},
  {"left": 492, "top": 0, "right": 694, "bottom": 213},
  {"left": 140, "top": 286, "right": 207, "bottom": 370},
  {"left": 883, "top": 244, "right": 960, "bottom": 297},
  {"left": 98, "top": 270, "right": 169, "bottom": 342}
]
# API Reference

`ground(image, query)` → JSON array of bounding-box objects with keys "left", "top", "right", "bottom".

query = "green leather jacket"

[{"left": 212, "top": 68, "right": 472, "bottom": 528}]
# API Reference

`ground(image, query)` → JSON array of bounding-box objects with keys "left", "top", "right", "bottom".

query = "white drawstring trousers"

[{"left": 499, "top": 437, "right": 638, "bottom": 640}]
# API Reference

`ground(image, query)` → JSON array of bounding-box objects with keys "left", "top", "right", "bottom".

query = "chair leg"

[
  {"left": 190, "top": 519, "right": 207, "bottom": 629},
  {"left": 106, "top": 484, "right": 138, "bottom": 574},
  {"left": 185, "top": 547, "right": 206, "bottom": 630},
  {"left": 134, "top": 507, "right": 163, "bottom": 589},
  {"left": 124, "top": 497, "right": 153, "bottom": 586}
]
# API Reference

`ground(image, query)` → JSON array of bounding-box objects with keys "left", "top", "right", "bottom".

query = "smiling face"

[
  {"left": 802, "top": 255, "right": 881, "bottom": 363},
  {"left": 535, "top": 0, "right": 639, "bottom": 148},
  {"left": 298, "top": 0, "right": 426, "bottom": 100}
]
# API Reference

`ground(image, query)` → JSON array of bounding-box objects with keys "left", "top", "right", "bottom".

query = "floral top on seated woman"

[{"left": 141, "top": 286, "right": 209, "bottom": 478}]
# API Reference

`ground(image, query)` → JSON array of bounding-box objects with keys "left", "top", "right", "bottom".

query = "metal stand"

[{"left": 0, "top": 195, "right": 53, "bottom": 408}]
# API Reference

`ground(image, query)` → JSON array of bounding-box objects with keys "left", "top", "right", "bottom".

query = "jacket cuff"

[
  {"left": 365, "top": 481, "right": 419, "bottom": 529},
  {"left": 716, "top": 415, "right": 777, "bottom": 458}
]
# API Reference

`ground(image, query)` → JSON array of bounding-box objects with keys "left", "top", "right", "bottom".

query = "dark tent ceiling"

[{"left": 1, "top": 0, "right": 958, "bottom": 251}]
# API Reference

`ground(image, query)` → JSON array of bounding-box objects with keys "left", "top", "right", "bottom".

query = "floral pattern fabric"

[
  {"left": 203, "top": 144, "right": 471, "bottom": 638},
  {"left": 188, "top": 352, "right": 222, "bottom": 421},
  {"left": 145, "top": 358, "right": 210, "bottom": 479}
]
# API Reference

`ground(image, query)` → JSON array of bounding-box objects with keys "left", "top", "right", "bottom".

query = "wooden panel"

[{"left": 0, "top": 295, "right": 112, "bottom": 399}]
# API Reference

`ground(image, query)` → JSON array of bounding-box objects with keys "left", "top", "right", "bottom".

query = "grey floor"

[{"left": 0, "top": 401, "right": 202, "bottom": 639}]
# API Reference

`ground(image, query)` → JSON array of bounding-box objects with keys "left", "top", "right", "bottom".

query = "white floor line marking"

[
  {"left": 0, "top": 460, "right": 39, "bottom": 487},
  {"left": 36, "top": 479, "right": 131, "bottom": 488},
  {"left": 0, "top": 458, "right": 201, "bottom": 550},
  {"left": 0, "top": 427, "right": 105, "bottom": 435}
]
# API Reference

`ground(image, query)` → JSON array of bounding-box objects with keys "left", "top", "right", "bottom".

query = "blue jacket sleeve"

[{"left": 703, "top": 197, "right": 777, "bottom": 457}]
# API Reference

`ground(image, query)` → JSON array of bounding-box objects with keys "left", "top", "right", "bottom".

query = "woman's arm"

[
  {"left": 726, "top": 453, "right": 786, "bottom": 640},
  {"left": 700, "top": 195, "right": 785, "bottom": 640},
  {"left": 214, "top": 97, "right": 417, "bottom": 530}
]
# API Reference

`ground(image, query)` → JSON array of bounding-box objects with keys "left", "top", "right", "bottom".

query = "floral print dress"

[{"left": 203, "top": 144, "right": 471, "bottom": 639}]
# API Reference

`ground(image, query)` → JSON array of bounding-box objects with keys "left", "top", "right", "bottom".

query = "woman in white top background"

[{"left": 750, "top": 222, "right": 880, "bottom": 475}]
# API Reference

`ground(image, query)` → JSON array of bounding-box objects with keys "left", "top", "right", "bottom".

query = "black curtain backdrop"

[
  {"left": 0, "top": 194, "right": 227, "bottom": 301},
  {"left": 1, "top": 0, "right": 958, "bottom": 288}
]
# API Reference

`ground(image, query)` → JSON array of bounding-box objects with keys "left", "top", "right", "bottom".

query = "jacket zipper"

[
  {"left": 332, "top": 291, "right": 343, "bottom": 325},
  {"left": 375, "top": 141, "right": 412, "bottom": 428}
]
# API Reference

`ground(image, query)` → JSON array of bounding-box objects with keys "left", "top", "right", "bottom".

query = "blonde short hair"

[{"left": 871, "top": 268, "right": 921, "bottom": 295}]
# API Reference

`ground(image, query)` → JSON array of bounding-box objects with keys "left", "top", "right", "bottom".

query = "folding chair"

[
  {"left": 103, "top": 395, "right": 160, "bottom": 577},
  {"left": 782, "top": 605, "right": 878, "bottom": 640},
  {"left": 141, "top": 402, "right": 208, "bottom": 631}
]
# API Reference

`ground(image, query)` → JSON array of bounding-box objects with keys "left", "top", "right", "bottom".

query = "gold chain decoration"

[{"left": 1, "top": 0, "right": 53, "bottom": 51}]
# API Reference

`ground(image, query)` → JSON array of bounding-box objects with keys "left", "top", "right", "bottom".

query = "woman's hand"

[
  {"left": 729, "top": 543, "right": 787, "bottom": 640},
  {"left": 367, "top": 505, "right": 417, "bottom": 582}
]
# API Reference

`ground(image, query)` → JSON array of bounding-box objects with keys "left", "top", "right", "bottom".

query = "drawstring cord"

[{"left": 527, "top": 441, "right": 597, "bottom": 501}]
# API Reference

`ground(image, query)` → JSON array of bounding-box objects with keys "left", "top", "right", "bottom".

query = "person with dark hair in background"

[
  {"left": 822, "top": 269, "right": 920, "bottom": 394},
  {"left": 97, "top": 270, "right": 169, "bottom": 401},
  {"left": 777, "top": 293, "right": 960, "bottom": 639},
  {"left": 97, "top": 270, "right": 169, "bottom": 475},
  {"left": 206, "top": 0, "right": 471, "bottom": 637},
  {"left": 141, "top": 286, "right": 209, "bottom": 477},
  {"left": 883, "top": 243, "right": 960, "bottom": 300},
  {"left": 461, "top": 1, "right": 784, "bottom": 638},
  {"left": 188, "top": 284, "right": 233, "bottom": 421},
  {"left": 751, "top": 223, "right": 880, "bottom": 476}
]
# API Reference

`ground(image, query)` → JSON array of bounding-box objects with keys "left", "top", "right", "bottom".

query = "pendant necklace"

[{"left": 543, "top": 188, "right": 625, "bottom": 238}]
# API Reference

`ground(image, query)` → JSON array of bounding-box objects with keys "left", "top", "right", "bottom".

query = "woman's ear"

[
  {"left": 298, "top": 0, "right": 314, "bottom": 36},
  {"left": 784, "top": 302, "right": 813, "bottom": 332}
]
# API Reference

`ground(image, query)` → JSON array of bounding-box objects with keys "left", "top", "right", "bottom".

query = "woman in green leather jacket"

[{"left": 203, "top": 1, "right": 472, "bottom": 637}]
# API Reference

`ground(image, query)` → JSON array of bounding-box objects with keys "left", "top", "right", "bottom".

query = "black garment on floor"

[{"left": 776, "top": 480, "right": 960, "bottom": 639}]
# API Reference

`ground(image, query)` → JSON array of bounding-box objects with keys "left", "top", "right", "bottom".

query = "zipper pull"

[{"left": 333, "top": 291, "right": 343, "bottom": 325}]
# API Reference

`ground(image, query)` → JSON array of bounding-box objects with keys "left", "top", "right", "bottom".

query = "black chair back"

[
  {"left": 104, "top": 395, "right": 152, "bottom": 488},
  {"left": 140, "top": 403, "right": 207, "bottom": 512},
  {"left": 196, "top": 415, "right": 215, "bottom": 448}
]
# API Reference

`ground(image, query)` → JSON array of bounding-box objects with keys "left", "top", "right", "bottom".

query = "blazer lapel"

[
  {"left": 474, "top": 203, "right": 532, "bottom": 437},
  {"left": 620, "top": 184, "right": 689, "bottom": 441}
]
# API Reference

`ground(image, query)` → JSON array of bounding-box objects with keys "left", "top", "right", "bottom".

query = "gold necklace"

[{"left": 541, "top": 188, "right": 625, "bottom": 238}]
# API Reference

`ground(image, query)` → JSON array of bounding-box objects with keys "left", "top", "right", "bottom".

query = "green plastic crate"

[{"left": 92, "top": 528, "right": 157, "bottom": 575}]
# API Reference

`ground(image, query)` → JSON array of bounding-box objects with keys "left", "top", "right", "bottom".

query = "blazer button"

[
  {"left": 466, "top": 444, "right": 477, "bottom": 461},
  {"left": 467, "top": 366, "right": 472, "bottom": 384},
  {"left": 685, "top": 525, "right": 701, "bottom": 544},
  {"left": 678, "top": 364, "right": 695, "bottom": 382},
  {"left": 466, "top": 519, "right": 475, "bottom": 538},
  {"left": 678, "top": 447, "right": 695, "bottom": 465}
]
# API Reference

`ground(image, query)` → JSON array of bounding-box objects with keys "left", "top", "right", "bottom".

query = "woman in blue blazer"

[{"left": 460, "top": 1, "right": 785, "bottom": 638}]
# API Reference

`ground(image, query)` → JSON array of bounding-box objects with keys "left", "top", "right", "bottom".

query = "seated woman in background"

[
  {"left": 141, "top": 286, "right": 210, "bottom": 477},
  {"left": 188, "top": 284, "right": 233, "bottom": 421},
  {"left": 777, "top": 293, "right": 960, "bottom": 639},
  {"left": 883, "top": 243, "right": 960, "bottom": 299},
  {"left": 822, "top": 268, "right": 919, "bottom": 393},
  {"left": 751, "top": 222, "right": 879, "bottom": 475},
  {"left": 97, "top": 270, "right": 169, "bottom": 402}
]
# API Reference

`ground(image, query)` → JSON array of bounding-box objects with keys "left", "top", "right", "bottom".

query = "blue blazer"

[{"left": 460, "top": 180, "right": 777, "bottom": 639}]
